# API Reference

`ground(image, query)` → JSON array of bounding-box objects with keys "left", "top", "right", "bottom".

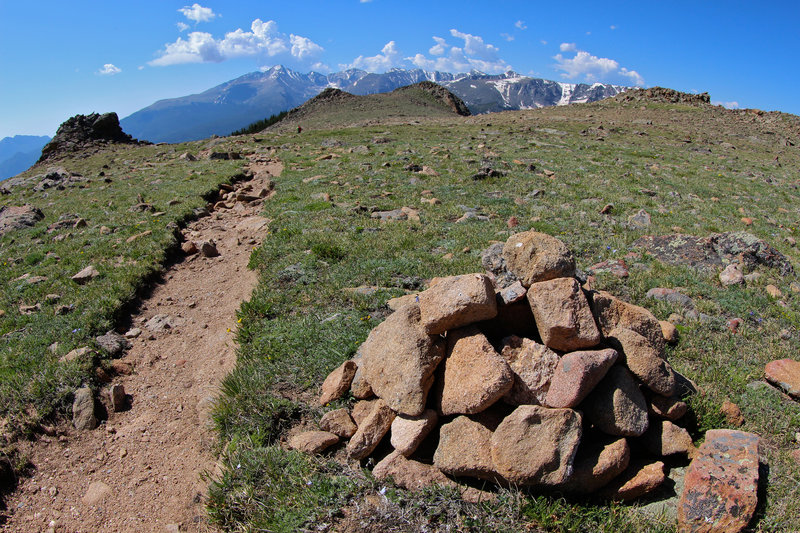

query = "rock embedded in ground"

[
  {"left": 527, "top": 277, "right": 601, "bottom": 352},
  {"left": 491, "top": 405, "right": 583, "bottom": 487},
  {"left": 500, "top": 336, "right": 560, "bottom": 405},
  {"left": 562, "top": 437, "right": 631, "bottom": 494},
  {"left": 346, "top": 399, "right": 396, "bottom": 460},
  {"left": 581, "top": 365, "right": 649, "bottom": 437},
  {"left": 71, "top": 265, "right": 99, "bottom": 284},
  {"left": 719, "top": 263, "right": 744, "bottom": 285},
  {"left": 607, "top": 327, "right": 677, "bottom": 397},
  {"left": 434, "top": 415, "right": 499, "bottom": 481},
  {"left": 764, "top": 358, "right": 800, "bottom": 398},
  {"left": 144, "top": 314, "right": 176, "bottom": 332},
  {"left": 318, "top": 360, "right": 357, "bottom": 405},
  {"left": 436, "top": 326, "right": 512, "bottom": 415},
  {"left": 95, "top": 331, "right": 131, "bottom": 357},
  {"left": 628, "top": 209, "right": 651, "bottom": 228},
  {"left": 72, "top": 387, "right": 97, "bottom": 430},
  {"left": 109, "top": 383, "right": 127, "bottom": 412},
  {"left": 81, "top": 481, "right": 112, "bottom": 506},
  {"left": 199, "top": 240, "right": 219, "bottom": 257},
  {"left": 359, "top": 304, "right": 445, "bottom": 416},
  {"left": 417, "top": 273, "right": 497, "bottom": 335},
  {"left": 288, "top": 431, "right": 340, "bottom": 454},
  {"left": 720, "top": 400, "right": 744, "bottom": 426},
  {"left": 390, "top": 409, "right": 438, "bottom": 456},
  {"left": 319, "top": 408, "right": 357, "bottom": 439},
  {"left": 374, "top": 451, "right": 452, "bottom": 491},
  {"left": 181, "top": 241, "right": 198, "bottom": 255},
  {"left": 545, "top": 348, "right": 619, "bottom": 408},
  {"left": 0, "top": 204, "right": 45, "bottom": 236},
  {"left": 502, "top": 231, "right": 576, "bottom": 286},
  {"left": 590, "top": 290, "right": 666, "bottom": 353},
  {"left": 678, "top": 429, "right": 760, "bottom": 533},
  {"left": 601, "top": 460, "right": 665, "bottom": 501},
  {"left": 646, "top": 287, "right": 695, "bottom": 310}
]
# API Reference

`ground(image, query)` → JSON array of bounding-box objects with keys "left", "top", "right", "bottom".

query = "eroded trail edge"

[{"left": 6, "top": 158, "right": 282, "bottom": 533}]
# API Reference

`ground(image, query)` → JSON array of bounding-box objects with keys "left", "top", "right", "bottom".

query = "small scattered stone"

[
  {"left": 71, "top": 265, "right": 99, "bottom": 284},
  {"left": 288, "top": 431, "right": 339, "bottom": 454},
  {"left": 721, "top": 400, "right": 744, "bottom": 426},
  {"left": 628, "top": 209, "right": 651, "bottom": 228},
  {"left": 82, "top": 481, "right": 111, "bottom": 505},
  {"left": 659, "top": 320, "right": 679, "bottom": 344},
  {"left": 765, "top": 284, "right": 782, "bottom": 298},
  {"left": 125, "top": 328, "right": 142, "bottom": 339},
  {"left": 719, "top": 263, "right": 744, "bottom": 286},
  {"left": 727, "top": 317, "right": 743, "bottom": 333},
  {"left": 199, "top": 241, "right": 219, "bottom": 257},
  {"left": 181, "top": 241, "right": 198, "bottom": 255},
  {"left": 109, "top": 383, "right": 127, "bottom": 412}
]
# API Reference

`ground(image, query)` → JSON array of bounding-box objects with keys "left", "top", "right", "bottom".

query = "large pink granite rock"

[
  {"left": 544, "top": 348, "right": 618, "bottom": 408},
  {"left": 527, "top": 277, "right": 601, "bottom": 352},
  {"left": 500, "top": 336, "right": 560, "bottom": 405},
  {"left": 502, "top": 231, "right": 576, "bottom": 286},
  {"left": 417, "top": 274, "right": 497, "bottom": 335}
]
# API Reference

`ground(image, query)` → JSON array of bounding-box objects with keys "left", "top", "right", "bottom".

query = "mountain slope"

[
  {"left": 0, "top": 135, "right": 50, "bottom": 180},
  {"left": 120, "top": 66, "right": 628, "bottom": 143}
]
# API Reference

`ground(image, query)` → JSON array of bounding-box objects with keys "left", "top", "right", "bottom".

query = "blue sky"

[{"left": 1, "top": 1, "right": 798, "bottom": 139}]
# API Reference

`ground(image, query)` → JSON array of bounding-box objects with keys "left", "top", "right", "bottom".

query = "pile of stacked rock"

[{"left": 290, "top": 231, "right": 760, "bottom": 530}]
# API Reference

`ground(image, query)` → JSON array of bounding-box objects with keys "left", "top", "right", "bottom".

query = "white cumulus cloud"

[
  {"left": 177, "top": 22, "right": 190, "bottom": 32},
  {"left": 149, "top": 19, "right": 322, "bottom": 66},
  {"left": 98, "top": 63, "right": 121, "bottom": 75},
  {"left": 429, "top": 36, "right": 447, "bottom": 56},
  {"left": 406, "top": 30, "right": 510, "bottom": 73},
  {"left": 554, "top": 47, "right": 644, "bottom": 86},
  {"left": 345, "top": 41, "right": 400, "bottom": 71},
  {"left": 515, "top": 20, "right": 527, "bottom": 30},
  {"left": 179, "top": 3, "right": 216, "bottom": 23},
  {"left": 501, "top": 33, "right": 514, "bottom": 42}
]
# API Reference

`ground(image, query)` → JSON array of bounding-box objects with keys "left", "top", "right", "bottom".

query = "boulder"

[
  {"left": 527, "top": 277, "right": 601, "bottom": 352},
  {"left": 318, "top": 360, "right": 357, "bottom": 405},
  {"left": 764, "top": 358, "right": 800, "bottom": 398},
  {"left": 501, "top": 231, "right": 576, "bottom": 286},
  {"left": 360, "top": 304, "right": 445, "bottom": 416},
  {"left": 581, "top": 366, "right": 649, "bottom": 437},
  {"left": 500, "top": 336, "right": 560, "bottom": 405},
  {"left": 319, "top": 408, "right": 357, "bottom": 439},
  {"left": 434, "top": 416, "right": 499, "bottom": 481},
  {"left": 390, "top": 410, "right": 438, "bottom": 456},
  {"left": 544, "top": 348, "right": 618, "bottom": 408},
  {"left": 562, "top": 437, "right": 630, "bottom": 494},
  {"left": 437, "top": 327, "right": 513, "bottom": 415},
  {"left": 288, "top": 431, "right": 340, "bottom": 454},
  {"left": 346, "top": 399, "right": 396, "bottom": 460},
  {"left": 491, "top": 405, "right": 582, "bottom": 487},
  {"left": 678, "top": 430, "right": 760, "bottom": 533},
  {"left": 607, "top": 327, "right": 677, "bottom": 397},
  {"left": 590, "top": 290, "right": 666, "bottom": 353},
  {"left": 417, "top": 274, "right": 497, "bottom": 335},
  {"left": 72, "top": 387, "right": 97, "bottom": 430}
]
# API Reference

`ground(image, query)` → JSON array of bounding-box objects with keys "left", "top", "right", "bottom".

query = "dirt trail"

[{"left": 5, "top": 159, "right": 282, "bottom": 533}]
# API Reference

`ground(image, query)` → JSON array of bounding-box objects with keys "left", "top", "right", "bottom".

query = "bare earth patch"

[{"left": 5, "top": 161, "right": 282, "bottom": 533}]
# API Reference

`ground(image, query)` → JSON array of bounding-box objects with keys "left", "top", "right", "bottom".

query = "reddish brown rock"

[
  {"left": 601, "top": 460, "right": 666, "bottom": 501},
  {"left": 500, "top": 336, "right": 560, "bottom": 405},
  {"left": 288, "top": 431, "right": 340, "bottom": 454},
  {"left": 720, "top": 400, "right": 744, "bottom": 427},
  {"left": 434, "top": 416, "right": 499, "bottom": 482},
  {"left": 590, "top": 290, "right": 666, "bottom": 353},
  {"left": 319, "top": 408, "right": 357, "bottom": 439},
  {"left": 490, "top": 405, "right": 582, "bottom": 487},
  {"left": 390, "top": 409, "right": 438, "bottom": 456},
  {"left": 417, "top": 274, "right": 497, "bottom": 335},
  {"left": 581, "top": 366, "right": 649, "bottom": 437},
  {"left": 360, "top": 304, "right": 445, "bottom": 416},
  {"left": 641, "top": 419, "right": 695, "bottom": 457},
  {"left": 562, "top": 438, "right": 630, "bottom": 494},
  {"left": 608, "top": 327, "right": 677, "bottom": 397},
  {"left": 318, "top": 360, "right": 357, "bottom": 405},
  {"left": 660, "top": 320, "right": 680, "bottom": 344},
  {"left": 649, "top": 395, "right": 689, "bottom": 421},
  {"left": 181, "top": 241, "right": 198, "bottom": 255},
  {"left": 764, "top": 358, "right": 800, "bottom": 398},
  {"left": 351, "top": 399, "right": 378, "bottom": 427},
  {"left": 545, "top": 348, "right": 618, "bottom": 408},
  {"left": 527, "top": 277, "right": 601, "bottom": 352},
  {"left": 437, "top": 327, "right": 513, "bottom": 415},
  {"left": 374, "top": 451, "right": 452, "bottom": 490},
  {"left": 678, "top": 430, "right": 760, "bottom": 533},
  {"left": 349, "top": 348, "right": 373, "bottom": 400},
  {"left": 347, "top": 399, "right": 396, "bottom": 460},
  {"left": 502, "top": 231, "right": 576, "bottom": 286}
]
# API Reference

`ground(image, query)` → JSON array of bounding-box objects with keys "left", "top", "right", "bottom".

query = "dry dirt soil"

[{"left": 3, "top": 159, "right": 282, "bottom": 533}]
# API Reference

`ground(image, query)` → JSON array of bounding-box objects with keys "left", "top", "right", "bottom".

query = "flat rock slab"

[
  {"left": 288, "top": 431, "right": 340, "bottom": 454},
  {"left": 418, "top": 273, "right": 497, "bottom": 335},
  {"left": 0, "top": 204, "right": 44, "bottom": 236},
  {"left": 764, "top": 359, "right": 800, "bottom": 398},
  {"left": 633, "top": 232, "right": 792, "bottom": 275},
  {"left": 678, "top": 429, "right": 760, "bottom": 533}
]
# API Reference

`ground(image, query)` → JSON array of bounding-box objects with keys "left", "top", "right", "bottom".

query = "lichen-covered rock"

[
  {"left": 545, "top": 348, "right": 618, "bottom": 408},
  {"left": 500, "top": 336, "right": 560, "bottom": 405},
  {"left": 581, "top": 366, "right": 649, "bottom": 437},
  {"left": 678, "top": 430, "right": 760, "bottom": 533},
  {"left": 490, "top": 405, "right": 582, "bottom": 487},
  {"left": 502, "top": 231, "right": 576, "bottom": 286},
  {"left": 527, "top": 277, "right": 601, "bottom": 352},
  {"left": 360, "top": 304, "right": 445, "bottom": 416},
  {"left": 607, "top": 327, "right": 677, "bottom": 397},
  {"left": 417, "top": 274, "right": 497, "bottom": 335},
  {"left": 437, "top": 327, "right": 513, "bottom": 415}
]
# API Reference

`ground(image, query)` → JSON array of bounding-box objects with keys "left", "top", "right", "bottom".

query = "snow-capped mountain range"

[{"left": 121, "top": 65, "right": 630, "bottom": 143}]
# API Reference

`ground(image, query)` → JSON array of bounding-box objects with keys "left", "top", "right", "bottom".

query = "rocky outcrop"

[
  {"left": 0, "top": 204, "right": 44, "bottom": 236},
  {"left": 38, "top": 112, "right": 147, "bottom": 162}
]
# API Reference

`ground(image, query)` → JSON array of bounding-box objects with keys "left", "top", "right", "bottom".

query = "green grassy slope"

[{"left": 209, "top": 97, "right": 800, "bottom": 531}]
